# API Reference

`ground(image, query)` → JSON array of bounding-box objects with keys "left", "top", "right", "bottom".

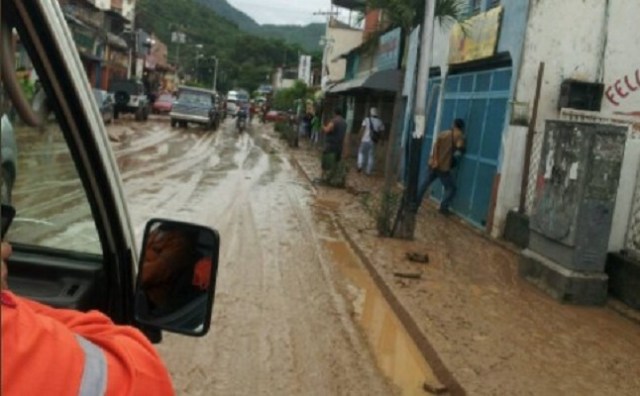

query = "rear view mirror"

[{"left": 134, "top": 219, "right": 220, "bottom": 336}]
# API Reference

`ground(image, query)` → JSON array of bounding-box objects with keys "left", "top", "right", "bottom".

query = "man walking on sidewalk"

[
  {"left": 320, "top": 107, "right": 347, "bottom": 185},
  {"left": 418, "top": 118, "right": 466, "bottom": 215},
  {"left": 357, "top": 107, "right": 385, "bottom": 175}
]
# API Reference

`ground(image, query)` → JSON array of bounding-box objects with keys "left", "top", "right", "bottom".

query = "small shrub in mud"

[
  {"left": 274, "top": 121, "right": 297, "bottom": 147},
  {"left": 321, "top": 152, "right": 347, "bottom": 188},
  {"left": 360, "top": 189, "right": 402, "bottom": 237}
]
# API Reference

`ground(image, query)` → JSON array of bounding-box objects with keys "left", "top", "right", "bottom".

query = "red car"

[
  {"left": 152, "top": 93, "right": 174, "bottom": 114},
  {"left": 264, "top": 110, "right": 288, "bottom": 122}
]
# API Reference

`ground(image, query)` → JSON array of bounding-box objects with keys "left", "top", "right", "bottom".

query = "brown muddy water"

[{"left": 314, "top": 198, "right": 442, "bottom": 395}]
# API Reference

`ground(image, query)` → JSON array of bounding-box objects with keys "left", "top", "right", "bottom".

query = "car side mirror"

[{"left": 134, "top": 219, "right": 220, "bottom": 337}]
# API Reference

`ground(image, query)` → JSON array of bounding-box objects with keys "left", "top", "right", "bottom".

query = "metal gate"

[{"left": 422, "top": 67, "right": 512, "bottom": 226}]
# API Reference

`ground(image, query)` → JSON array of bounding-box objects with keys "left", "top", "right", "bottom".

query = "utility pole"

[
  {"left": 195, "top": 44, "right": 203, "bottom": 84},
  {"left": 395, "top": 0, "right": 437, "bottom": 239},
  {"left": 211, "top": 56, "right": 219, "bottom": 91},
  {"left": 314, "top": 8, "right": 339, "bottom": 90}
]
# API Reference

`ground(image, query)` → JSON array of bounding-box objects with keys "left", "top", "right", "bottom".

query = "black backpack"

[{"left": 369, "top": 117, "right": 382, "bottom": 143}]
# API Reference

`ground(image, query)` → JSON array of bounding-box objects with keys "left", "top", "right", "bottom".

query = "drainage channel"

[{"left": 314, "top": 200, "right": 444, "bottom": 395}]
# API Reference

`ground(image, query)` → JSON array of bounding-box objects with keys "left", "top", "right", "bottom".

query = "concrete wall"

[
  {"left": 326, "top": 25, "right": 363, "bottom": 84},
  {"left": 122, "top": 0, "right": 135, "bottom": 23},
  {"left": 516, "top": 0, "right": 640, "bottom": 249}
]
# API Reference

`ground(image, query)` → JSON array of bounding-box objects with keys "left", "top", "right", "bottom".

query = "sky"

[{"left": 226, "top": 0, "right": 332, "bottom": 25}]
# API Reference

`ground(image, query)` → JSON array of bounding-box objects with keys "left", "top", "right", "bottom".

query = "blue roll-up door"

[{"left": 423, "top": 67, "right": 512, "bottom": 226}]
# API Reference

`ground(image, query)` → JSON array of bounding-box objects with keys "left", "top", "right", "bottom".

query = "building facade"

[
  {"left": 512, "top": 0, "right": 640, "bottom": 305},
  {"left": 414, "top": 0, "right": 529, "bottom": 230}
]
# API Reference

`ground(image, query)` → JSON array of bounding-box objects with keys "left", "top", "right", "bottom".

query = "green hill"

[
  {"left": 196, "top": 0, "right": 325, "bottom": 53},
  {"left": 136, "top": 0, "right": 303, "bottom": 92},
  {"left": 195, "top": 0, "right": 259, "bottom": 31},
  {"left": 259, "top": 23, "right": 325, "bottom": 54}
]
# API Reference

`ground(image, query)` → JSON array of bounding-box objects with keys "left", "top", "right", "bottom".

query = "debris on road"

[
  {"left": 393, "top": 271, "right": 422, "bottom": 279},
  {"left": 406, "top": 252, "right": 430, "bottom": 263},
  {"left": 423, "top": 381, "right": 448, "bottom": 395}
]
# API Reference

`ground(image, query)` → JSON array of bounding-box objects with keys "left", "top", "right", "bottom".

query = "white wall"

[
  {"left": 325, "top": 26, "right": 362, "bottom": 83},
  {"left": 601, "top": 0, "right": 640, "bottom": 115},
  {"left": 91, "top": 0, "right": 111, "bottom": 10},
  {"left": 517, "top": 0, "right": 640, "bottom": 250},
  {"left": 123, "top": 0, "right": 136, "bottom": 23},
  {"left": 492, "top": 125, "right": 527, "bottom": 237}
]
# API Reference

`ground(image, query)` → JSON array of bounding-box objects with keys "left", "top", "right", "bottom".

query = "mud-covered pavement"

[{"left": 107, "top": 117, "right": 405, "bottom": 395}]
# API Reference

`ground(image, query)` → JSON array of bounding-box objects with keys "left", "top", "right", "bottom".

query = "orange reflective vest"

[{"left": 1, "top": 291, "right": 174, "bottom": 396}]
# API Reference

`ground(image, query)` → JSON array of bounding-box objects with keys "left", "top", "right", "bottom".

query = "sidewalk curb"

[
  {"left": 335, "top": 220, "right": 466, "bottom": 396},
  {"left": 290, "top": 153, "right": 465, "bottom": 395}
]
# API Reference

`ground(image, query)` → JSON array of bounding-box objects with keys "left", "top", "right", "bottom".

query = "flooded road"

[
  {"left": 109, "top": 118, "right": 405, "bottom": 395},
  {"left": 8, "top": 116, "right": 442, "bottom": 395}
]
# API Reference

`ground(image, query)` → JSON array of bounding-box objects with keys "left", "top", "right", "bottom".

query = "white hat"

[{"left": 370, "top": 107, "right": 378, "bottom": 117}]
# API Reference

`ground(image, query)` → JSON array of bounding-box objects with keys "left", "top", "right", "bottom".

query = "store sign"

[
  {"left": 449, "top": 6, "right": 503, "bottom": 64},
  {"left": 376, "top": 28, "right": 402, "bottom": 71}
]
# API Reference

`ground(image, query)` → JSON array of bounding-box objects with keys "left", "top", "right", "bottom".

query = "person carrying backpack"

[
  {"left": 357, "top": 107, "right": 385, "bottom": 175},
  {"left": 418, "top": 118, "right": 466, "bottom": 215}
]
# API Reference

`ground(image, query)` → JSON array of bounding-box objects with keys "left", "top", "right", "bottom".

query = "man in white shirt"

[{"left": 357, "top": 107, "right": 385, "bottom": 175}]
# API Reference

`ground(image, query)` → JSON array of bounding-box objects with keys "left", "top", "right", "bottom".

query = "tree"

[{"left": 364, "top": 0, "right": 467, "bottom": 237}]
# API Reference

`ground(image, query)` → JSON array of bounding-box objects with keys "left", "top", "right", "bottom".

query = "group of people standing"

[{"left": 317, "top": 106, "right": 466, "bottom": 215}]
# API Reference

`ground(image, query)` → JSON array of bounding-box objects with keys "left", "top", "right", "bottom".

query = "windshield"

[
  {"left": 92, "top": 90, "right": 104, "bottom": 103},
  {"left": 179, "top": 92, "right": 211, "bottom": 106},
  {"left": 11, "top": 0, "right": 636, "bottom": 394}
]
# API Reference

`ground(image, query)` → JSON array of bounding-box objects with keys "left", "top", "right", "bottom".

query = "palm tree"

[{"left": 363, "top": 0, "right": 467, "bottom": 237}]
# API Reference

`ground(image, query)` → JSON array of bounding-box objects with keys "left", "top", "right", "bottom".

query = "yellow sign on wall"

[{"left": 449, "top": 6, "right": 503, "bottom": 65}]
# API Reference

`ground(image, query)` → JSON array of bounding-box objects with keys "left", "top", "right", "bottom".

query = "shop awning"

[
  {"left": 107, "top": 33, "right": 128, "bottom": 50},
  {"left": 328, "top": 69, "right": 402, "bottom": 94}
]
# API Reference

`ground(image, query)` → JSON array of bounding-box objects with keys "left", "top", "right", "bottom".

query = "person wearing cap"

[
  {"left": 357, "top": 107, "right": 385, "bottom": 175},
  {"left": 419, "top": 118, "right": 466, "bottom": 215}
]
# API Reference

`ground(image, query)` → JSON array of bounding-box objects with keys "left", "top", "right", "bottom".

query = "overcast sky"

[{"left": 227, "top": 0, "right": 331, "bottom": 25}]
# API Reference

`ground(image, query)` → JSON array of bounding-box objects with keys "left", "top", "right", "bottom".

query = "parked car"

[
  {"left": 170, "top": 86, "right": 220, "bottom": 130},
  {"left": 1, "top": 114, "right": 16, "bottom": 205},
  {"left": 152, "top": 93, "right": 174, "bottom": 114},
  {"left": 265, "top": 110, "right": 288, "bottom": 123},
  {"left": 108, "top": 79, "right": 150, "bottom": 121},
  {"left": 92, "top": 88, "right": 114, "bottom": 124}
]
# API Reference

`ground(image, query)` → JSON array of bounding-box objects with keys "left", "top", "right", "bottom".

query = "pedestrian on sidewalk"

[
  {"left": 418, "top": 118, "right": 466, "bottom": 215},
  {"left": 357, "top": 107, "right": 385, "bottom": 175},
  {"left": 310, "top": 113, "right": 321, "bottom": 146},
  {"left": 321, "top": 107, "right": 347, "bottom": 185}
]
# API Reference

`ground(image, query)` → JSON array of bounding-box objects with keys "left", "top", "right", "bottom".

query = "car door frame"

[{"left": 5, "top": 0, "right": 138, "bottom": 324}]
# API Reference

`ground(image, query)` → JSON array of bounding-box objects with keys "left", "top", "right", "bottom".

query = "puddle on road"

[{"left": 324, "top": 239, "right": 442, "bottom": 395}]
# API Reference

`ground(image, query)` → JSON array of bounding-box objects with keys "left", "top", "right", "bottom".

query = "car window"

[
  {"left": 1, "top": 29, "right": 102, "bottom": 256},
  {"left": 92, "top": 90, "right": 104, "bottom": 103},
  {"left": 180, "top": 92, "right": 211, "bottom": 106}
]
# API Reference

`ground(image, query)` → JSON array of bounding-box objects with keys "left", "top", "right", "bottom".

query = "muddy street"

[{"left": 106, "top": 117, "right": 414, "bottom": 395}]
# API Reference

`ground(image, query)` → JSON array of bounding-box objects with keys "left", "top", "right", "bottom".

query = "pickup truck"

[{"left": 1, "top": 1, "right": 219, "bottom": 340}]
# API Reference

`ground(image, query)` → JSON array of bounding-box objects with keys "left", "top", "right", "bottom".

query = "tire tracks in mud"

[{"left": 141, "top": 122, "right": 395, "bottom": 395}]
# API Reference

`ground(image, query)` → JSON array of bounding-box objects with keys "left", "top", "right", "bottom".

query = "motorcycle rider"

[{"left": 236, "top": 100, "right": 250, "bottom": 132}]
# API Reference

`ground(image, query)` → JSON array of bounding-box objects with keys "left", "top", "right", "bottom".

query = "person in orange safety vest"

[{"left": 1, "top": 242, "right": 175, "bottom": 396}]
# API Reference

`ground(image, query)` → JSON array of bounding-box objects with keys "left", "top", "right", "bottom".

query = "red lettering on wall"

[
  {"left": 625, "top": 75, "right": 638, "bottom": 91},
  {"left": 605, "top": 67, "right": 640, "bottom": 107},
  {"left": 615, "top": 79, "right": 628, "bottom": 98},
  {"left": 606, "top": 86, "right": 620, "bottom": 106}
]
